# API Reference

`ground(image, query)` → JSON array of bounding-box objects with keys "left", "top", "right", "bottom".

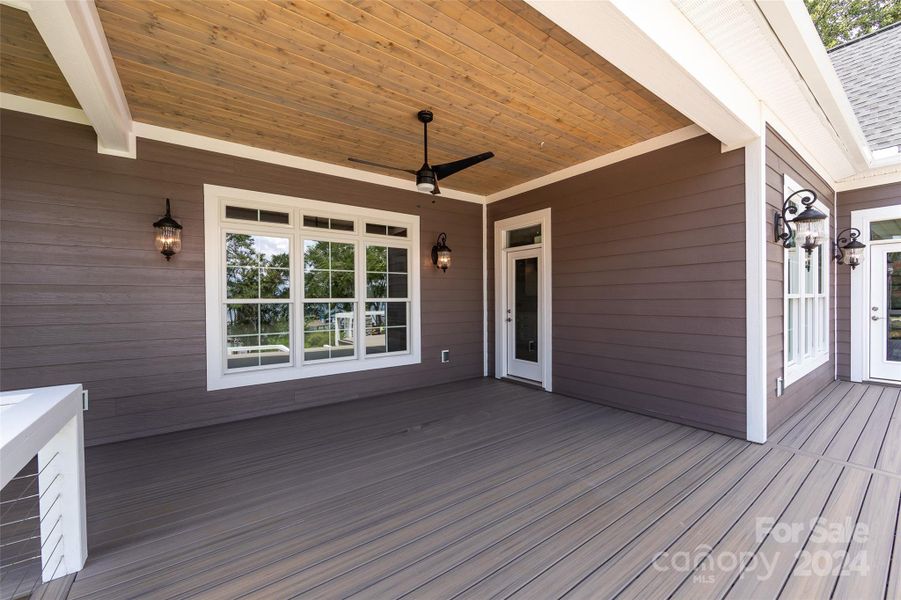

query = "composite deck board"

[{"left": 47, "top": 378, "right": 899, "bottom": 600}]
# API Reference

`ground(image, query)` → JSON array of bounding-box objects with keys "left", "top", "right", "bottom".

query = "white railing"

[{"left": 0, "top": 384, "right": 87, "bottom": 583}]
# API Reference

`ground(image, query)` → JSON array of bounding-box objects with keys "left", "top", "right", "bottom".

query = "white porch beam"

[
  {"left": 525, "top": 0, "right": 760, "bottom": 150},
  {"left": 755, "top": 0, "right": 871, "bottom": 172},
  {"left": 15, "top": 0, "right": 135, "bottom": 157}
]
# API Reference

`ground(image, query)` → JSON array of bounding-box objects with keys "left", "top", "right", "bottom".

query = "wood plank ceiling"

[
  {"left": 2, "top": 1, "right": 691, "bottom": 195},
  {"left": 0, "top": 6, "right": 79, "bottom": 108}
]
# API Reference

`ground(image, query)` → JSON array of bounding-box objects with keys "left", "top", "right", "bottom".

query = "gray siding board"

[
  {"left": 764, "top": 126, "right": 837, "bottom": 434},
  {"left": 835, "top": 181, "right": 901, "bottom": 378},
  {"left": 0, "top": 110, "right": 483, "bottom": 446},
  {"left": 487, "top": 134, "right": 747, "bottom": 438}
]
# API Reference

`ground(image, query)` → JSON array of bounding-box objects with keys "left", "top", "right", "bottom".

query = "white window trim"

[
  {"left": 204, "top": 184, "right": 421, "bottom": 391},
  {"left": 782, "top": 174, "right": 830, "bottom": 387}
]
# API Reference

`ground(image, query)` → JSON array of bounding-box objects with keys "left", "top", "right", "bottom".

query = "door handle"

[
  {"left": 872, "top": 315, "right": 883, "bottom": 321},
  {"left": 505, "top": 317, "right": 512, "bottom": 323}
]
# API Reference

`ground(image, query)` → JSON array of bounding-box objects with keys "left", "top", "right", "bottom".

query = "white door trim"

[
  {"left": 850, "top": 204, "right": 901, "bottom": 382},
  {"left": 494, "top": 208, "right": 552, "bottom": 391}
]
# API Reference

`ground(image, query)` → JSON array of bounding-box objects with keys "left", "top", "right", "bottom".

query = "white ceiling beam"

[
  {"left": 19, "top": 0, "right": 135, "bottom": 157},
  {"left": 525, "top": 0, "right": 762, "bottom": 149},
  {"left": 755, "top": 0, "right": 871, "bottom": 172}
]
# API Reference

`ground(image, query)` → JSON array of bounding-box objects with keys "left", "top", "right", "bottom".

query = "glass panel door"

[
  {"left": 506, "top": 249, "right": 541, "bottom": 382},
  {"left": 870, "top": 243, "right": 901, "bottom": 381}
]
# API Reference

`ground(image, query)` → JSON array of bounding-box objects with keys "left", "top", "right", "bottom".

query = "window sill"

[
  {"left": 207, "top": 353, "right": 421, "bottom": 391},
  {"left": 783, "top": 353, "right": 829, "bottom": 389}
]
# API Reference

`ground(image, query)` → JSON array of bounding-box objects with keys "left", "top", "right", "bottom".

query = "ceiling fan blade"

[
  {"left": 348, "top": 157, "right": 416, "bottom": 174},
  {"left": 431, "top": 181, "right": 441, "bottom": 195},
  {"left": 432, "top": 152, "right": 494, "bottom": 180}
]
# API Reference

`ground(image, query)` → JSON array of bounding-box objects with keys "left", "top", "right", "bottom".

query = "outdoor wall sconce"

[
  {"left": 774, "top": 188, "right": 828, "bottom": 260},
  {"left": 834, "top": 228, "right": 866, "bottom": 269},
  {"left": 153, "top": 198, "right": 183, "bottom": 261},
  {"left": 431, "top": 232, "right": 451, "bottom": 272}
]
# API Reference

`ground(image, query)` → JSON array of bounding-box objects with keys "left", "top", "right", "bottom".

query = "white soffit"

[{"left": 674, "top": 0, "right": 860, "bottom": 182}]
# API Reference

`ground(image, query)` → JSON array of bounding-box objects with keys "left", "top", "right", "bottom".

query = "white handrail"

[{"left": 1, "top": 384, "right": 87, "bottom": 582}]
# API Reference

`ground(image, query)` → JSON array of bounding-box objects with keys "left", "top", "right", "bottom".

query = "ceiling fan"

[{"left": 349, "top": 110, "right": 494, "bottom": 195}]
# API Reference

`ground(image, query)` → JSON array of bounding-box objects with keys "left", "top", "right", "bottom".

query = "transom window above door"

[{"left": 205, "top": 185, "right": 421, "bottom": 391}]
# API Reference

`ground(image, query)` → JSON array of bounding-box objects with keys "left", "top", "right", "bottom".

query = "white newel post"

[
  {"left": 0, "top": 384, "right": 88, "bottom": 583},
  {"left": 38, "top": 410, "right": 87, "bottom": 581}
]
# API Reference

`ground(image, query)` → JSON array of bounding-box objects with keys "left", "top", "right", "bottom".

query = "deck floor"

[{"left": 55, "top": 378, "right": 900, "bottom": 599}]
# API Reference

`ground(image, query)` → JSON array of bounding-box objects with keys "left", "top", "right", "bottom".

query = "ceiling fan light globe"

[
  {"left": 416, "top": 168, "right": 436, "bottom": 193},
  {"left": 417, "top": 181, "right": 435, "bottom": 192}
]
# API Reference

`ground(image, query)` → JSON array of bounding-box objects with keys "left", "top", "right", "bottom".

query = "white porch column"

[{"left": 745, "top": 133, "right": 768, "bottom": 443}]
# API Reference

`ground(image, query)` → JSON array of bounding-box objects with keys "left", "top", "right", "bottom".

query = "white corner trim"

[
  {"left": 745, "top": 134, "right": 768, "bottom": 443},
  {"left": 486, "top": 124, "right": 707, "bottom": 203},
  {"left": 134, "top": 122, "right": 485, "bottom": 204},
  {"left": 27, "top": 0, "right": 134, "bottom": 157},
  {"left": 0, "top": 92, "right": 89, "bottom": 125}
]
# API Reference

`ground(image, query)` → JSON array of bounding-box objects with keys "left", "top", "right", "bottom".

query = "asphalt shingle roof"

[{"left": 829, "top": 23, "right": 901, "bottom": 151}]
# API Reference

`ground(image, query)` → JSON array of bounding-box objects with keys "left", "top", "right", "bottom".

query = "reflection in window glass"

[
  {"left": 508, "top": 224, "right": 542, "bottom": 248},
  {"left": 365, "top": 245, "right": 409, "bottom": 354},
  {"left": 303, "top": 302, "right": 356, "bottom": 361},
  {"left": 224, "top": 233, "right": 291, "bottom": 370},
  {"left": 303, "top": 240, "right": 354, "bottom": 299},
  {"left": 871, "top": 219, "right": 901, "bottom": 241}
]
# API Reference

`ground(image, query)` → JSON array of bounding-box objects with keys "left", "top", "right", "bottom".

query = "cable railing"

[{"left": 0, "top": 385, "right": 87, "bottom": 599}]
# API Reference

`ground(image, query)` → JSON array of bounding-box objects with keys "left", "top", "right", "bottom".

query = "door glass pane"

[
  {"left": 871, "top": 219, "right": 901, "bottom": 241},
  {"left": 887, "top": 252, "right": 901, "bottom": 362},
  {"left": 514, "top": 257, "right": 539, "bottom": 363}
]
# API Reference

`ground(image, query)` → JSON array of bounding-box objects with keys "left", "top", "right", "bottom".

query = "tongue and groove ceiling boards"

[
  {"left": 0, "top": 5, "right": 78, "bottom": 108},
  {"left": 1, "top": 1, "right": 691, "bottom": 195}
]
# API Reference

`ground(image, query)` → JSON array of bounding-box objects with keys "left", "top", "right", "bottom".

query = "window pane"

[
  {"left": 226, "top": 267, "right": 258, "bottom": 299},
  {"left": 304, "top": 216, "right": 330, "bottom": 229},
  {"left": 367, "top": 273, "right": 387, "bottom": 298},
  {"left": 787, "top": 299, "right": 796, "bottom": 363},
  {"left": 332, "top": 219, "right": 354, "bottom": 232},
  {"left": 304, "top": 302, "right": 355, "bottom": 361},
  {"left": 332, "top": 243, "right": 354, "bottom": 270},
  {"left": 508, "top": 224, "right": 542, "bottom": 248},
  {"left": 304, "top": 240, "right": 330, "bottom": 270},
  {"left": 226, "top": 304, "right": 258, "bottom": 336},
  {"left": 804, "top": 247, "right": 816, "bottom": 295},
  {"left": 366, "top": 245, "right": 387, "bottom": 271},
  {"left": 871, "top": 218, "right": 901, "bottom": 241},
  {"left": 388, "top": 273, "right": 407, "bottom": 298},
  {"left": 387, "top": 302, "right": 407, "bottom": 327},
  {"left": 366, "top": 223, "right": 388, "bottom": 236},
  {"left": 387, "top": 327, "right": 408, "bottom": 352},
  {"left": 387, "top": 226, "right": 408, "bottom": 237},
  {"left": 260, "top": 303, "right": 289, "bottom": 333},
  {"left": 259, "top": 210, "right": 290, "bottom": 224},
  {"left": 260, "top": 333, "right": 290, "bottom": 365},
  {"left": 787, "top": 247, "right": 799, "bottom": 294},
  {"left": 259, "top": 268, "right": 290, "bottom": 299},
  {"left": 226, "top": 233, "right": 257, "bottom": 266},
  {"left": 388, "top": 247, "right": 408, "bottom": 273},
  {"left": 331, "top": 271, "right": 354, "bottom": 299},
  {"left": 805, "top": 298, "right": 814, "bottom": 356},
  {"left": 226, "top": 206, "right": 258, "bottom": 222},
  {"left": 227, "top": 336, "right": 262, "bottom": 370},
  {"left": 817, "top": 246, "right": 824, "bottom": 295},
  {"left": 305, "top": 240, "right": 355, "bottom": 300}
]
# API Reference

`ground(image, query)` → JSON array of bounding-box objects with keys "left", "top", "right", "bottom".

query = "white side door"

[
  {"left": 505, "top": 248, "right": 542, "bottom": 382},
  {"left": 869, "top": 241, "right": 901, "bottom": 382}
]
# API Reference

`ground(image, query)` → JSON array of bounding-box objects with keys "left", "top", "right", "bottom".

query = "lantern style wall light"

[
  {"left": 774, "top": 188, "right": 828, "bottom": 269},
  {"left": 834, "top": 228, "right": 866, "bottom": 269},
  {"left": 153, "top": 198, "right": 183, "bottom": 261},
  {"left": 431, "top": 232, "right": 451, "bottom": 272}
]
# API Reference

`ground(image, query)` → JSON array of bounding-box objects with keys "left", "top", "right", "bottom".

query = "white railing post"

[
  {"left": 37, "top": 410, "right": 87, "bottom": 581},
  {"left": 0, "top": 384, "right": 88, "bottom": 583}
]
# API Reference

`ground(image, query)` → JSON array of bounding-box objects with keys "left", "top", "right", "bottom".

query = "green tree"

[{"left": 805, "top": 0, "right": 901, "bottom": 48}]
